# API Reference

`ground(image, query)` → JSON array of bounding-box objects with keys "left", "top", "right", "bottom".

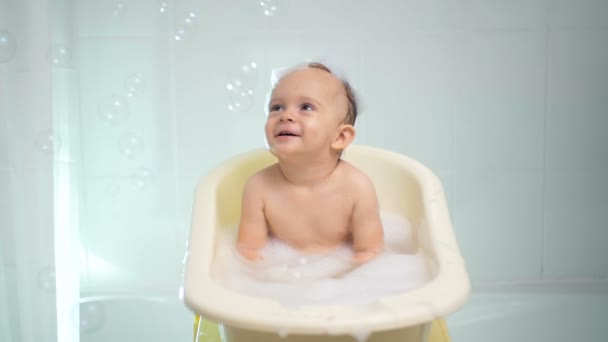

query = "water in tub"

[{"left": 214, "top": 212, "right": 430, "bottom": 307}]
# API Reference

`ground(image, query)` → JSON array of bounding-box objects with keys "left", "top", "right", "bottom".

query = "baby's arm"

[
  {"left": 236, "top": 174, "right": 268, "bottom": 261},
  {"left": 351, "top": 173, "right": 384, "bottom": 264}
]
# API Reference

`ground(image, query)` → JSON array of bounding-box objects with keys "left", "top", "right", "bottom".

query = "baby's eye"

[
  {"left": 269, "top": 104, "right": 283, "bottom": 112},
  {"left": 301, "top": 103, "right": 315, "bottom": 111}
]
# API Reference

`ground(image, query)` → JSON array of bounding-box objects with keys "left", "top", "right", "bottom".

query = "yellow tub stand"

[{"left": 194, "top": 315, "right": 451, "bottom": 342}]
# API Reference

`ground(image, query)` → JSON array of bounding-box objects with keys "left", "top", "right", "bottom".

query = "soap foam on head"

[{"left": 214, "top": 212, "right": 429, "bottom": 307}]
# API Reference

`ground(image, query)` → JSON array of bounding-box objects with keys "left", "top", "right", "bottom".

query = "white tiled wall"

[
  {"left": 170, "top": 0, "right": 608, "bottom": 284},
  {"left": 75, "top": 9, "right": 183, "bottom": 292},
  {"left": 0, "top": 266, "right": 17, "bottom": 342},
  {"left": 67, "top": 0, "right": 608, "bottom": 292},
  {"left": 448, "top": 30, "right": 547, "bottom": 281},
  {"left": 550, "top": 0, "right": 608, "bottom": 29},
  {"left": 0, "top": 126, "right": 13, "bottom": 270},
  {"left": 544, "top": 28, "right": 608, "bottom": 279},
  {"left": 0, "top": 79, "right": 12, "bottom": 341}
]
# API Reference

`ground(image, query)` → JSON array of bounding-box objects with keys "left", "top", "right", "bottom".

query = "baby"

[{"left": 237, "top": 62, "right": 384, "bottom": 264}]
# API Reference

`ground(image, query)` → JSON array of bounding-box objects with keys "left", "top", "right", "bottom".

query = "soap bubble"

[
  {"left": 159, "top": 1, "right": 169, "bottom": 13},
  {"left": 0, "top": 30, "right": 17, "bottom": 63},
  {"left": 35, "top": 129, "right": 60, "bottom": 155},
  {"left": 98, "top": 94, "right": 130, "bottom": 126},
  {"left": 226, "top": 84, "right": 254, "bottom": 112},
  {"left": 124, "top": 73, "right": 146, "bottom": 98},
  {"left": 174, "top": 12, "right": 197, "bottom": 41},
  {"left": 226, "top": 62, "right": 258, "bottom": 112},
  {"left": 130, "top": 167, "right": 153, "bottom": 191},
  {"left": 50, "top": 44, "right": 73, "bottom": 68},
  {"left": 78, "top": 301, "right": 105, "bottom": 334},
  {"left": 111, "top": 2, "right": 127, "bottom": 17},
  {"left": 37, "top": 266, "right": 56, "bottom": 291},
  {"left": 118, "top": 132, "right": 144, "bottom": 160},
  {"left": 260, "top": 0, "right": 284, "bottom": 17}
]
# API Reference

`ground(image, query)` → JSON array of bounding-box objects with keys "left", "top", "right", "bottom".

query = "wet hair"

[{"left": 306, "top": 62, "right": 358, "bottom": 126}]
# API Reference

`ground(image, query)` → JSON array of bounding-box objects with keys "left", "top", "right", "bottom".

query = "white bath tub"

[{"left": 183, "top": 145, "right": 471, "bottom": 342}]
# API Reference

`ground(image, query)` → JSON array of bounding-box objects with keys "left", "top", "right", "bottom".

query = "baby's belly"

[
  {"left": 290, "top": 242, "right": 346, "bottom": 254},
  {"left": 270, "top": 228, "right": 351, "bottom": 255}
]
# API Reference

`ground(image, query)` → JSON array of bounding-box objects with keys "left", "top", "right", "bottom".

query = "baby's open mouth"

[{"left": 277, "top": 131, "right": 299, "bottom": 137}]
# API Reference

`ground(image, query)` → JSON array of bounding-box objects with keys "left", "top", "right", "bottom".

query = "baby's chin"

[
  {"left": 266, "top": 144, "right": 280, "bottom": 156},
  {"left": 267, "top": 144, "right": 300, "bottom": 159}
]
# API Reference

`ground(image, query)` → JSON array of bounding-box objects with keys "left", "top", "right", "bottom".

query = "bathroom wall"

[
  {"left": 173, "top": 0, "right": 608, "bottom": 285},
  {"left": 0, "top": 0, "right": 607, "bottom": 341}
]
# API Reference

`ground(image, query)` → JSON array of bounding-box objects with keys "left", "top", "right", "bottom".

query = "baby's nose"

[{"left": 279, "top": 110, "right": 295, "bottom": 122}]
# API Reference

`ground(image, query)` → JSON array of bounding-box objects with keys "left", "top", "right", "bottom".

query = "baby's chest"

[{"left": 264, "top": 191, "right": 354, "bottom": 230}]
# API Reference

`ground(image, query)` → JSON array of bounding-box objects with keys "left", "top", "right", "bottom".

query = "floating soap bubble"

[
  {"left": 238, "top": 62, "right": 259, "bottom": 86},
  {"left": 35, "top": 129, "right": 60, "bottom": 155},
  {"left": 78, "top": 301, "right": 105, "bottom": 334},
  {"left": 118, "top": 132, "right": 144, "bottom": 160},
  {"left": 130, "top": 167, "right": 153, "bottom": 191},
  {"left": 50, "top": 44, "right": 73, "bottom": 68},
  {"left": 98, "top": 94, "right": 129, "bottom": 126},
  {"left": 226, "top": 86, "right": 254, "bottom": 112},
  {"left": 159, "top": 1, "right": 169, "bottom": 13},
  {"left": 174, "top": 12, "right": 197, "bottom": 41},
  {"left": 111, "top": 2, "right": 127, "bottom": 17},
  {"left": 226, "top": 62, "right": 258, "bottom": 112},
  {"left": 124, "top": 73, "right": 146, "bottom": 98},
  {"left": 260, "top": 0, "right": 283, "bottom": 16},
  {"left": 0, "top": 30, "right": 17, "bottom": 63},
  {"left": 37, "top": 266, "right": 56, "bottom": 291}
]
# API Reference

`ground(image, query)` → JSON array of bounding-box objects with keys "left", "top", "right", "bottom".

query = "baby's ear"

[{"left": 331, "top": 124, "right": 356, "bottom": 151}]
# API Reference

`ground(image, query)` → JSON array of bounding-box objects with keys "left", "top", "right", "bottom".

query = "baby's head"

[
  {"left": 265, "top": 62, "right": 359, "bottom": 159},
  {"left": 306, "top": 62, "right": 359, "bottom": 126}
]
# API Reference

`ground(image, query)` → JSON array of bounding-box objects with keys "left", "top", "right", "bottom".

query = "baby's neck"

[{"left": 277, "top": 157, "right": 341, "bottom": 187}]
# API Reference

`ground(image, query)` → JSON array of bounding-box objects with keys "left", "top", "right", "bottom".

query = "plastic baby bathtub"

[{"left": 183, "top": 145, "right": 471, "bottom": 342}]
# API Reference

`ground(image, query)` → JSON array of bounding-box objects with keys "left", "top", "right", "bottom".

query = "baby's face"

[{"left": 265, "top": 67, "right": 349, "bottom": 158}]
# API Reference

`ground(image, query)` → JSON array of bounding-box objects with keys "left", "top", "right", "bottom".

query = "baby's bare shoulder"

[
  {"left": 245, "top": 163, "right": 280, "bottom": 189},
  {"left": 336, "top": 160, "right": 375, "bottom": 192}
]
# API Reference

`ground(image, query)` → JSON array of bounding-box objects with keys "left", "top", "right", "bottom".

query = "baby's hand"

[
  {"left": 238, "top": 248, "right": 263, "bottom": 262},
  {"left": 353, "top": 250, "right": 379, "bottom": 264}
]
